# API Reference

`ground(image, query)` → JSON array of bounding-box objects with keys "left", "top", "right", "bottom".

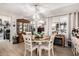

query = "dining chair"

[
  {"left": 22, "top": 32, "right": 38, "bottom": 56},
  {"left": 75, "top": 40, "right": 79, "bottom": 55},
  {"left": 39, "top": 33, "right": 57, "bottom": 56}
]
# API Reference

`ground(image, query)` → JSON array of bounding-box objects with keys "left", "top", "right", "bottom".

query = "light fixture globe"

[
  {"left": 33, "top": 13, "right": 40, "bottom": 20},
  {"left": 32, "top": 4, "right": 41, "bottom": 21}
]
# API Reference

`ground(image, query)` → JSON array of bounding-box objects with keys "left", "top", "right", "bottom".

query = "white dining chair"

[
  {"left": 22, "top": 32, "right": 38, "bottom": 56},
  {"left": 39, "top": 33, "right": 57, "bottom": 56},
  {"left": 75, "top": 40, "right": 79, "bottom": 55}
]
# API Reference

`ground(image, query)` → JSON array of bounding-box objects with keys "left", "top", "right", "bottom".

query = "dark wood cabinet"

[
  {"left": 54, "top": 34, "right": 65, "bottom": 47},
  {"left": 17, "top": 19, "right": 30, "bottom": 43}
]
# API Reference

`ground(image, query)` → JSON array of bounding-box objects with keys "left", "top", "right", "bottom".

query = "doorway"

[{"left": 0, "top": 15, "right": 11, "bottom": 41}]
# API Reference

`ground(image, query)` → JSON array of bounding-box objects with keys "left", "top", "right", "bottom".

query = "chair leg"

[
  {"left": 39, "top": 48, "right": 41, "bottom": 56},
  {"left": 37, "top": 48, "right": 39, "bottom": 56},
  {"left": 75, "top": 49, "right": 77, "bottom": 56},
  {"left": 31, "top": 50, "right": 32, "bottom": 56},
  {"left": 52, "top": 48, "right": 54, "bottom": 56},
  {"left": 48, "top": 49, "right": 50, "bottom": 56},
  {"left": 24, "top": 49, "right": 26, "bottom": 56}
]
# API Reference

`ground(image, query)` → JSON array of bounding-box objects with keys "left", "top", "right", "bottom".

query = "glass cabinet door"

[
  {"left": 23, "top": 23, "right": 27, "bottom": 32},
  {"left": 18, "top": 23, "right": 22, "bottom": 33},
  {"left": 23, "top": 23, "right": 29, "bottom": 32}
]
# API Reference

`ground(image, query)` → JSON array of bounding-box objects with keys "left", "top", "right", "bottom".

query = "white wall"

[
  {"left": 48, "top": 17, "right": 52, "bottom": 36},
  {"left": 44, "top": 18, "right": 49, "bottom": 35}
]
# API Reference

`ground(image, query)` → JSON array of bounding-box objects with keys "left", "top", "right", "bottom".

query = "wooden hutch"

[{"left": 17, "top": 19, "right": 30, "bottom": 43}]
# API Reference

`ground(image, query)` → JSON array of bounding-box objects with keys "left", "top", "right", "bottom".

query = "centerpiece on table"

[{"left": 34, "top": 32, "right": 44, "bottom": 38}]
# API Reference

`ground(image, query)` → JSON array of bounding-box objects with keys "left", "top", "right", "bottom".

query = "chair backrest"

[
  {"left": 25, "top": 32, "right": 32, "bottom": 41},
  {"left": 26, "top": 32, "right": 32, "bottom": 35},
  {"left": 22, "top": 32, "right": 32, "bottom": 50},
  {"left": 49, "top": 32, "right": 57, "bottom": 47}
]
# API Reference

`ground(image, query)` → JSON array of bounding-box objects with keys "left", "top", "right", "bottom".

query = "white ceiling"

[{"left": 0, "top": 3, "right": 75, "bottom": 19}]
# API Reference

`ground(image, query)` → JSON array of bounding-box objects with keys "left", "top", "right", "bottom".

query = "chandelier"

[
  {"left": 33, "top": 4, "right": 41, "bottom": 20},
  {"left": 32, "top": 4, "right": 45, "bottom": 27}
]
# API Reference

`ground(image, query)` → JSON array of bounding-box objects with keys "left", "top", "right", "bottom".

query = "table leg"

[{"left": 39, "top": 42, "right": 42, "bottom": 56}]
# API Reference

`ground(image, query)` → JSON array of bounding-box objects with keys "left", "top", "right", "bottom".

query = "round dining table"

[{"left": 32, "top": 36, "right": 50, "bottom": 56}]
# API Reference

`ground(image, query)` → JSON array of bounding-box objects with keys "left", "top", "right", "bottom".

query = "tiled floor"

[{"left": 0, "top": 40, "right": 73, "bottom": 56}]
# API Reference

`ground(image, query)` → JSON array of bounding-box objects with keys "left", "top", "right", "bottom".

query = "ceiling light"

[
  {"left": 33, "top": 4, "right": 41, "bottom": 20},
  {"left": 38, "top": 20, "right": 44, "bottom": 24}
]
